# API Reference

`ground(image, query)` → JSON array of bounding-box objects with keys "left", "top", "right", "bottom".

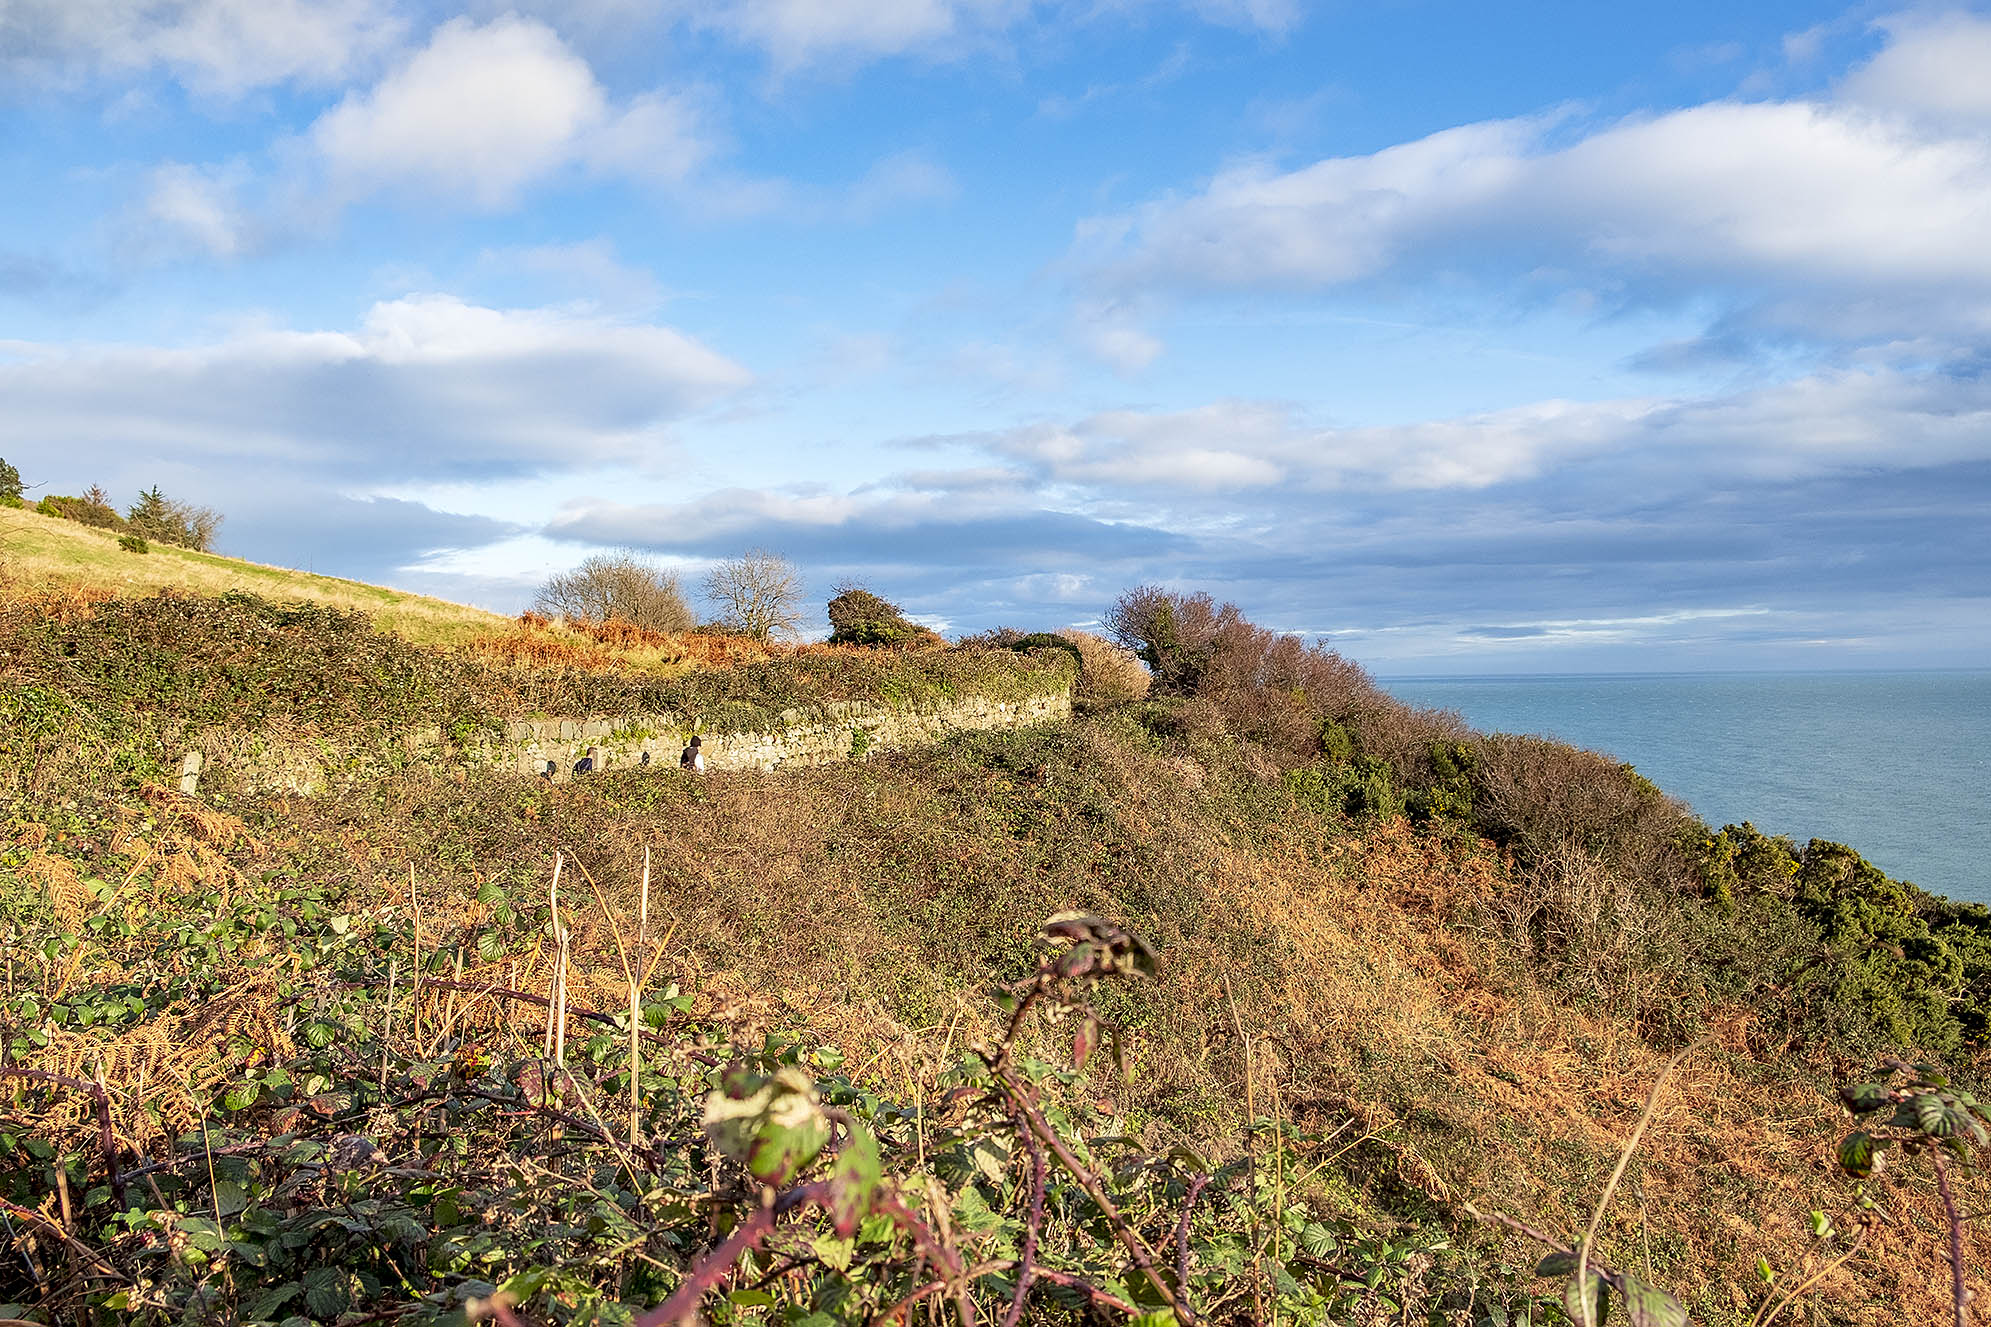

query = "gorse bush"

[
  {"left": 118, "top": 534, "right": 149, "bottom": 554},
  {"left": 825, "top": 583, "right": 937, "bottom": 648},
  {"left": 38, "top": 487, "right": 125, "bottom": 530}
]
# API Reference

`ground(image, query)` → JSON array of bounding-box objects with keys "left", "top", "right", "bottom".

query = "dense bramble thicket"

[{"left": 2, "top": 586, "right": 1986, "bottom": 1325}]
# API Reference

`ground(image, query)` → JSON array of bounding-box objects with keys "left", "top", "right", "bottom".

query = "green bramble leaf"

[
  {"left": 1618, "top": 1273, "right": 1688, "bottom": 1327},
  {"left": 702, "top": 1066, "right": 829, "bottom": 1186},
  {"left": 1564, "top": 1271, "right": 1610, "bottom": 1325},
  {"left": 828, "top": 1124, "right": 883, "bottom": 1237},
  {"left": 1837, "top": 1130, "right": 1878, "bottom": 1177},
  {"left": 1837, "top": 1083, "right": 1891, "bottom": 1114}
]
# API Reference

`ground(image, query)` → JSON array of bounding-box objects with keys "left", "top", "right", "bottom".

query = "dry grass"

[
  {"left": 1058, "top": 628, "right": 1151, "bottom": 703},
  {"left": 1218, "top": 817, "right": 1987, "bottom": 1326},
  {"left": 463, "top": 615, "right": 785, "bottom": 675},
  {"left": 0, "top": 504, "right": 507, "bottom": 646},
  {"left": 409, "top": 734, "right": 1983, "bottom": 1327}
]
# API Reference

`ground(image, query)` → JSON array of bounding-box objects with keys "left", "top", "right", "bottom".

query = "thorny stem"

[
  {"left": 0, "top": 1066, "right": 125, "bottom": 1209},
  {"left": 992, "top": 1064, "right": 1195, "bottom": 1325},
  {"left": 1175, "top": 1172, "right": 1211, "bottom": 1316},
  {"left": 1930, "top": 1147, "right": 1971, "bottom": 1327},
  {"left": 635, "top": 1183, "right": 826, "bottom": 1327},
  {"left": 999, "top": 1114, "right": 1049, "bottom": 1327}
]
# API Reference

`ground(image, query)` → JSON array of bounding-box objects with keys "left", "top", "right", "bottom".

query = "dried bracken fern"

[
  {"left": 140, "top": 783, "right": 249, "bottom": 848},
  {"left": 22, "top": 976, "right": 294, "bottom": 1148},
  {"left": 20, "top": 851, "right": 91, "bottom": 929}
]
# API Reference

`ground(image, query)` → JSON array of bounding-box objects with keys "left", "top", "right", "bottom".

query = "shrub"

[
  {"left": 1056, "top": 629, "right": 1150, "bottom": 704},
  {"left": 534, "top": 550, "right": 694, "bottom": 632},
  {"left": 1104, "top": 585, "right": 1399, "bottom": 762},
  {"left": 125, "top": 484, "right": 222, "bottom": 551},
  {"left": 0, "top": 456, "right": 20, "bottom": 503},
  {"left": 1103, "top": 585, "right": 1238, "bottom": 694},
  {"left": 38, "top": 487, "right": 126, "bottom": 530},
  {"left": 118, "top": 534, "right": 149, "bottom": 554},
  {"left": 826, "top": 584, "right": 935, "bottom": 648}
]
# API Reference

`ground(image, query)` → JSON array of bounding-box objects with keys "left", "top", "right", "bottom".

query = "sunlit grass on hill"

[{"left": 0, "top": 502, "right": 508, "bottom": 646}]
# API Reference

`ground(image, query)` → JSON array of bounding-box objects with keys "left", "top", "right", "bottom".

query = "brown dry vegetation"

[
  {"left": 4, "top": 583, "right": 1987, "bottom": 1324},
  {"left": 50, "top": 710, "right": 1963, "bottom": 1325}
]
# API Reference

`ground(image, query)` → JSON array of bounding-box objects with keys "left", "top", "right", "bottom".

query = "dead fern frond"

[
  {"left": 21, "top": 851, "right": 90, "bottom": 929},
  {"left": 23, "top": 976, "right": 294, "bottom": 1147}
]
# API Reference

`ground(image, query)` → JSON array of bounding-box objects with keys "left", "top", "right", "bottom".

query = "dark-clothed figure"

[{"left": 679, "top": 734, "right": 705, "bottom": 773}]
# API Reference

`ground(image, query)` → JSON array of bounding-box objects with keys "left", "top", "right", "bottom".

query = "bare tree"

[
  {"left": 703, "top": 549, "right": 804, "bottom": 642},
  {"left": 534, "top": 550, "right": 694, "bottom": 631}
]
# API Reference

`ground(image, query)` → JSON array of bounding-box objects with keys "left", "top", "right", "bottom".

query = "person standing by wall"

[{"left": 679, "top": 734, "right": 705, "bottom": 773}]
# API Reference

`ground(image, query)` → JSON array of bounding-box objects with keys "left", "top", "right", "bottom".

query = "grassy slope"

[
  {"left": 0, "top": 503, "right": 507, "bottom": 645},
  {"left": 2, "top": 582, "right": 1986, "bottom": 1325}
]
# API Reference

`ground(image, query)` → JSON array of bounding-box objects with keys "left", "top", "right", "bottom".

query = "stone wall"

[
  {"left": 471, "top": 690, "right": 1073, "bottom": 778},
  {"left": 202, "top": 686, "right": 1074, "bottom": 795}
]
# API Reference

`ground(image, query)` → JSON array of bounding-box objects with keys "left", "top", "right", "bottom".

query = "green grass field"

[{"left": 0, "top": 502, "right": 508, "bottom": 645}]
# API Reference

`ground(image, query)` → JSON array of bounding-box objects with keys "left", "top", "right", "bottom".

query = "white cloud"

[
  {"left": 706, "top": 0, "right": 1026, "bottom": 69},
  {"left": 0, "top": 294, "right": 750, "bottom": 479},
  {"left": 483, "top": 238, "right": 666, "bottom": 311},
  {"left": 309, "top": 16, "right": 707, "bottom": 209},
  {"left": 1085, "top": 18, "right": 1991, "bottom": 349},
  {"left": 972, "top": 365, "right": 1991, "bottom": 496},
  {"left": 1179, "top": 0, "right": 1300, "bottom": 35},
  {"left": 1841, "top": 10, "right": 1991, "bottom": 128},
  {"left": 137, "top": 162, "right": 250, "bottom": 258},
  {"left": 660, "top": 0, "right": 1294, "bottom": 71},
  {"left": 0, "top": 0, "right": 404, "bottom": 94},
  {"left": 843, "top": 151, "right": 958, "bottom": 218}
]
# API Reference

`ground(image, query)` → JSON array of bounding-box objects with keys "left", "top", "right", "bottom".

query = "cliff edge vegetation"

[{"left": 2, "top": 581, "right": 1987, "bottom": 1327}]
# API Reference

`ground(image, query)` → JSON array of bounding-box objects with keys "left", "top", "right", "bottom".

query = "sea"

[{"left": 1378, "top": 671, "right": 1991, "bottom": 908}]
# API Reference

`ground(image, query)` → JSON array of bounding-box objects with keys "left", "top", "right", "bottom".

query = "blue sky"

[{"left": 4, "top": 0, "right": 1990, "bottom": 672}]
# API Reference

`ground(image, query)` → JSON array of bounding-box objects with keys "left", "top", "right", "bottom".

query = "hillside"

[
  {"left": 0, "top": 502, "right": 508, "bottom": 645},
  {"left": 2, "top": 582, "right": 1988, "bottom": 1327}
]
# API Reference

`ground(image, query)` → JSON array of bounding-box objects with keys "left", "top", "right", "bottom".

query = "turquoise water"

[{"left": 1379, "top": 671, "right": 1991, "bottom": 907}]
